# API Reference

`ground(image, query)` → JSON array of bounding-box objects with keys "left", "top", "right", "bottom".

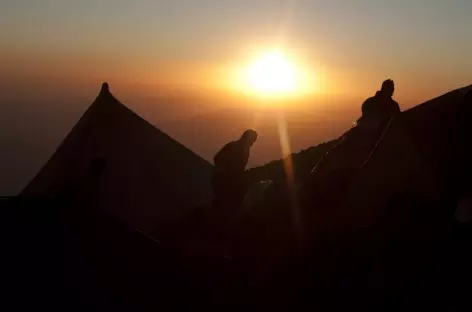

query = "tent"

[{"left": 21, "top": 83, "right": 214, "bottom": 233}]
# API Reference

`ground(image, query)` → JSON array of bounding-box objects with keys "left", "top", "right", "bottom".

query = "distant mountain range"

[{"left": 159, "top": 105, "right": 359, "bottom": 168}]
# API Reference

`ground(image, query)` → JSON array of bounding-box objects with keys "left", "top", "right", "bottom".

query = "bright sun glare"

[{"left": 247, "top": 50, "right": 298, "bottom": 96}]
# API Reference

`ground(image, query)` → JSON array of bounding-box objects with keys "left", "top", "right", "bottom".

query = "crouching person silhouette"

[{"left": 212, "top": 129, "right": 258, "bottom": 212}]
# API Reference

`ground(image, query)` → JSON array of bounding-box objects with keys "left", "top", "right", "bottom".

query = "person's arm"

[
  {"left": 395, "top": 100, "right": 401, "bottom": 113},
  {"left": 214, "top": 145, "right": 227, "bottom": 167},
  {"left": 214, "top": 142, "right": 235, "bottom": 169},
  {"left": 361, "top": 98, "right": 369, "bottom": 116},
  {"left": 361, "top": 97, "right": 374, "bottom": 116},
  {"left": 242, "top": 148, "right": 250, "bottom": 171}
]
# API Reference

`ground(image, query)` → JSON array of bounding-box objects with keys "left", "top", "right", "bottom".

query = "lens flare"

[{"left": 277, "top": 112, "right": 302, "bottom": 239}]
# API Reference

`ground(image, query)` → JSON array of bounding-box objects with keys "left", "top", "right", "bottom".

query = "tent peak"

[{"left": 100, "top": 82, "right": 110, "bottom": 95}]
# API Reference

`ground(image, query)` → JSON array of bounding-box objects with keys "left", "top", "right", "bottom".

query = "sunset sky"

[
  {"left": 2, "top": 0, "right": 472, "bottom": 104},
  {"left": 1, "top": 0, "right": 472, "bottom": 195}
]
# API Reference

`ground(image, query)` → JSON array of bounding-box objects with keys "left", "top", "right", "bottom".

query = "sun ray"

[{"left": 276, "top": 111, "right": 302, "bottom": 240}]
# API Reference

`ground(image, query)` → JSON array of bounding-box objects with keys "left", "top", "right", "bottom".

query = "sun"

[{"left": 246, "top": 50, "right": 298, "bottom": 96}]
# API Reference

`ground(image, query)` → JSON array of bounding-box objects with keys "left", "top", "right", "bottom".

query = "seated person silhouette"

[
  {"left": 359, "top": 79, "right": 401, "bottom": 127},
  {"left": 212, "top": 129, "right": 258, "bottom": 210}
]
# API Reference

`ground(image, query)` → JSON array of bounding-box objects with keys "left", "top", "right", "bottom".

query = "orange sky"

[
  {"left": 2, "top": 1, "right": 472, "bottom": 111},
  {"left": 3, "top": 46, "right": 469, "bottom": 112}
]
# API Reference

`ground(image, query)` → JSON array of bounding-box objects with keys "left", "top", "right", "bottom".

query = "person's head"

[
  {"left": 240, "top": 129, "right": 258, "bottom": 146},
  {"left": 380, "top": 79, "right": 395, "bottom": 97}
]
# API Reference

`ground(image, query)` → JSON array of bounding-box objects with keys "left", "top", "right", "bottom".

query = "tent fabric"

[
  {"left": 291, "top": 85, "right": 472, "bottom": 234},
  {"left": 21, "top": 83, "right": 214, "bottom": 233}
]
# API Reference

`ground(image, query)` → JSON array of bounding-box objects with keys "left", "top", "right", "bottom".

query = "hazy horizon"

[{"left": 1, "top": 83, "right": 469, "bottom": 196}]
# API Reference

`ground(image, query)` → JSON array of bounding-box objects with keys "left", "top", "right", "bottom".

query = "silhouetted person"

[
  {"left": 212, "top": 130, "right": 258, "bottom": 210},
  {"left": 361, "top": 79, "right": 401, "bottom": 122}
]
